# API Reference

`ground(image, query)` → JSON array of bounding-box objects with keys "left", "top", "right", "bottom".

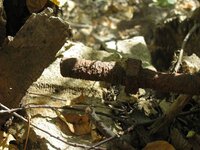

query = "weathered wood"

[
  {"left": 60, "top": 58, "right": 200, "bottom": 95},
  {"left": 0, "top": 8, "right": 71, "bottom": 114}
]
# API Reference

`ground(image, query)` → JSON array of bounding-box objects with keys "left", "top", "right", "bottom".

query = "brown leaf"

[
  {"left": 91, "top": 124, "right": 103, "bottom": 142},
  {"left": 56, "top": 111, "right": 91, "bottom": 135},
  {"left": 70, "top": 92, "right": 85, "bottom": 105},
  {"left": 143, "top": 140, "right": 175, "bottom": 150},
  {"left": 64, "top": 114, "right": 89, "bottom": 124},
  {"left": 65, "top": 114, "right": 91, "bottom": 135}
]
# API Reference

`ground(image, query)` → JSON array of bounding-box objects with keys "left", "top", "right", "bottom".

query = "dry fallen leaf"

[
  {"left": 143, "top": 140, "right": 175, "bottom": 150},
  {"left": 56, "top": 110, "right": 91, "bottom": 135},
  {"left": 91, "top": 124, "right": 103, "bottom": 142},
  {"left": 0, "top": 130, "right": 17, "bottom": 150},
  {"left": 91, "top": 130, "right": 103, "bottom": 143},
  {"left": 70, "top": 91, "right": 85, "bottom": 105}
]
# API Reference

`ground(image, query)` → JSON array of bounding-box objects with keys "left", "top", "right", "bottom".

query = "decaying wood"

[
  {"left": 0, "top": 8, "right": 71, "bottom": 124},
  {"left": 60, "top": 58, "right": 200, "bottom": 95}
]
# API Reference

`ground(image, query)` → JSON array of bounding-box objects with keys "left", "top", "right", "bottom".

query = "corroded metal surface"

[{"left": 61, "top": 57, "right": 200, "bottom": 95}]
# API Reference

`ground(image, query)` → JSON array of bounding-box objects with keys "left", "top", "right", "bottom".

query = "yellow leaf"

[
  {"left": 50, "top": 0, "right": 60, "bottom": 6},
  {"left": 186, "top": 130, "right": 196, "bottom": 138}
]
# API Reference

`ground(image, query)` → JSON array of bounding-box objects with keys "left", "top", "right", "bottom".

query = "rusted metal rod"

[{"left": 60, "top": 58, "right": 200, "bottom": 95}]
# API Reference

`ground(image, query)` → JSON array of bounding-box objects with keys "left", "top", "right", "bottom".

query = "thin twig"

[
  {"left": 88, "top": 118, "right": 158, "bottom": 149},
  {"left": 28, "top": 104, "right": 117, "bottom": 124},
  {"left": 24, "top": 104, "right": 84, "bottom": 112},
  {"left": 178, "top": 107, "right": 200, "bottom": 116},
  {"left": 86, "top": 107, "right": 117, "bottom": 138},
  {"left": 27, "top": 92, "right": 69, "bottom": 102},
  {"left": 0, "top": 103, "right": 105, "bottom": 150},
  {"left": 173, "top": 23, "right": 200, "bottom": 73},
  {"left": 24, "top": 115, "right": 31, "bottom": 150},
  {"left": 88, "top": 136, "right": 117, "bottom": 150},
  {"left": 67, "top": 21, "right": 92, "bottom": 29},
  {"left": 0, "top": 108, "right": 23, "bottom": 113},
  {"left": 0, "top": 104, "right": 127, "bottom": 123}
]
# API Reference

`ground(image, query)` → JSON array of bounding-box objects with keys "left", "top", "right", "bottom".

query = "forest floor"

[{"left": 2, "top": 0, "right": 200, "bottom": 150}]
